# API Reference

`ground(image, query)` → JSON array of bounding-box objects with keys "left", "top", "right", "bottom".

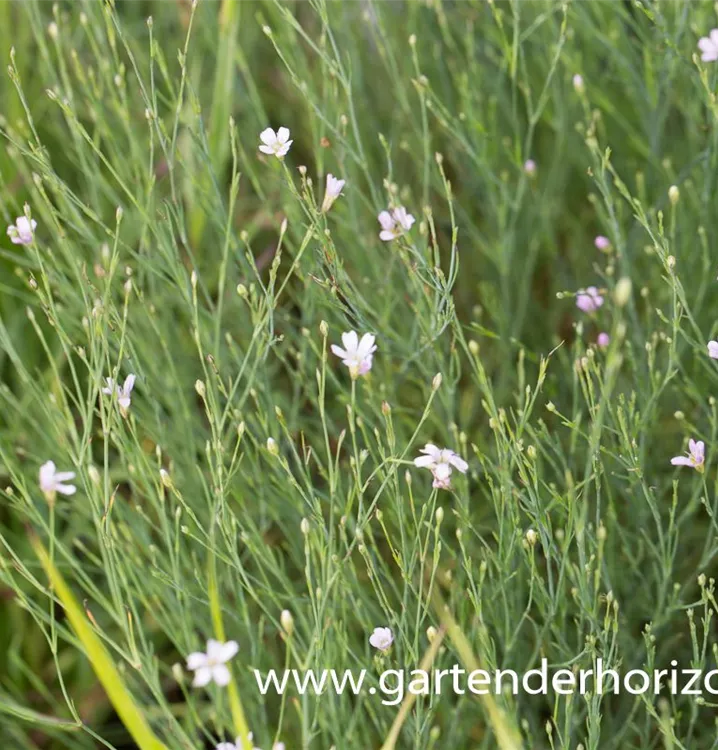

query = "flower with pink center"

[
  {"left": 330, "top": 331, "right": 377, "bottom": 378},
  {"left": 378, "top": 206, "right": 415, "bottom": 241},
  {"left": 413, "top": 444, "right": 468, "bottom": 489},
  {"left": 576, "top": 286, "right": 603, "bottom": 313},
  {"left": 671, "top": 439, "right": 705, "bottom": 473}
]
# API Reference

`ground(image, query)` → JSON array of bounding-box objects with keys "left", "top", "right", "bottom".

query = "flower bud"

[
  {"left": 280, "top": 609, "right": 294, "bottom": 636},
  {"left": 614, "top": 277, "right": 631, "bottom": 307},
  {"left": 267, "top": 437, "right": 279, "bottom": 455}
]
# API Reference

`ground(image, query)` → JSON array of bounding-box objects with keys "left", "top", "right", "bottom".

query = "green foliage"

[{"left": 1, "top": 1, "right": 718, "bottom": 748}]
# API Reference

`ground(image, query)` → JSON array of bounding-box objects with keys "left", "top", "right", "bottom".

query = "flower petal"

[
  {"left": 341, "top": 331, "right": 358, "bottom": 353},
  {"left": 212, "top": 664, "right": 231, "bottom": 686},
  {"left": 192, "top": 666, "right": 213, "bottom": 687},
  {"left": 670, "top": 456, "right": 692, "bottom": 466},
  {"left": 276, "top": 127, "right": 290, "bottom": 143},
  {"left": 218, "top": 640, "right": 239, "bottom": 662},
  {"left": 448, "top": 455, "right": 469, "bottom": 473},
  {"left": 259, "top": 128, "right": 276, "bottom": 145},
  {"left": 186, "top": 652, "right": 208, "bottom": 670}
]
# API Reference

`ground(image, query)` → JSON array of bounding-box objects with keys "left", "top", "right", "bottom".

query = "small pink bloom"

[
  {"left": 671, "top": 439, "right": 705, "bottom": 472},
  {"left": 594, "top": 235, "right": 610, "bottom": 251},
  {"left": 378, "top": 206, "right": 415, "bottom": 241},
  {"left": 698, "top": 29, "right": 718, "bottom": 62},
  {"left": 576, "top": 286, "right": 604, "bottom": 313},
  {"left": 597, "top": 332, "right": 610, "bottom": 348},
  {"left": 414, "top": 444, "right": 468, "bottom": 490},
  {"left": 523, "top": 159, "right": 536, "bottom": 176},
  {"left": 7, "top": 215, "right": 37, "bottom": 245}
]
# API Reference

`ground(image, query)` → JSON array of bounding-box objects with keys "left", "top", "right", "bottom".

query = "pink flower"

[
  {"left": 671, "top": 439, "right": 705, "bottom": 472},
  {"left": 39, "top": 461, "right": 76, "bottom": 496},
  {"left": 597, "top": 332, "right": 610, "bottom": 348},
  {"left": 698, "top": 29, "right": 718, "bottom": 62},
  {"left": 594, "top": 235, "right": 610, "bottom": 251},
  {"left": 330, "top": 331, "right": 377, "bottom": 378},
  {"left": 378, "top": 207, "right": 415, "bottom": 241},
  {"left": 523, "top": 159, "right": 536, "bottom": 176},
  {"left": 576, "top": 286, "right": 603, "bottom": 313},
  {"left": 414, "top": 444, "right": 468, "bottom": 490},
  {"left": 7, "top": 215, "right": 37, "bottom": 245},
  {"left": 369, "top": 626, "right": 393, "bottom": 651},
  {"left": 708, "top": 341, "right": 718, "bottom": 359}
]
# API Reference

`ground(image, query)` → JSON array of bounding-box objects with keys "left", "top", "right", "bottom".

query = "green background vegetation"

[{"left": 1, "top": 0, "right": 718, "bottom": 748}]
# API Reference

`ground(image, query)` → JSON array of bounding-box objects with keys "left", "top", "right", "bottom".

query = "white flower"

[
  {"left": 698, "top": 29, "right": 718, "bottom": 62},
  {"left": 258, "top": 127, "right": 292, "bottom": 157},
  {"left": 708, "top": 340, "right": 718, "bottom": 359},
  {"left": 369, "top": 626, "right": 394, "bottom": 651},
  {"left": 102, "top": 374, "right": 136, "bottom": 414},
  {"left": 330, "top": 331, "right": 377, "bottom": 378},
  {"left": 7, "top": 216, "right": 37, "bottom": 245},
  {"left": 186, "top": 639, "right": 239, "bottom": 687},
  {"left": 215, "top": 734, "right": 283, "bottom": 750},
  {"left": 321, "top": 173, "right": 345, "bottom": 212},
  {"left": 378, "top": 206, "right": 415, "bottom": 241},
  {"left": 413, "top": 444, "right": 468, "bottom": 490},
  {"left": 39, "top": 461, "right": 76, "bottom": 496}
]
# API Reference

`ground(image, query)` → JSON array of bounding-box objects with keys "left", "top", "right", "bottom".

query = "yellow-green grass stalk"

[
  {"left": 432, "top": 587, "right": 524, "bottom": 750},
  {"left": 207, "top": 551, "right": 253, "bottom": 750},
  {"left": 29, "top": 531, "right": 168, "bottom": 750}
]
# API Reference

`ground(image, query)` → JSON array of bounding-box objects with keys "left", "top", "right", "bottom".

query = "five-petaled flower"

[
  {"left": 378, "top": 207, "right": 415, "bottom": 241},
  {"left": 413, "top": 444, "right": 468, "bottom": 490},
  {"left": 698, "top": 29, "right": 718, "bottom": 62},
  {"left": 331, "top": 331, "right": 377, "bottom": 378},
  {"left": 708, "top": 340, "right": 718, "bottom": 359},
  {"left": 102, "top": 374, "right": 136, "bottom": 416},
  {"left": 7, "top": 215, "right": 37, "bottom": 245},
  {"left": 369, "top": 626, "right": 394, "bottom": 652},
  {"left": 576, "top": 286, "right": 604, "bottom": 313},
  {"left": 671, "top": 439, "right": 705, "bottom": 473},
  {"left": 187, "top": 639, "right": 239, "bottom": 687},
  {"left": 321, "top": 174, "right": 345, "bottom": 212},
  {"left": 258, "top": 127, "right": 292, "bottom": 158},
  {"left": 39, "top": 461, "right": 76, "bottom": 497}
]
